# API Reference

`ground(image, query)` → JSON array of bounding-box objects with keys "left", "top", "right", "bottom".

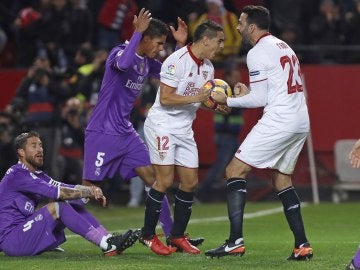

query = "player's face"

[
  {"left": 205, "top": 31, "right": 225, "bottom": 60},
  {"left": 237, "top": 13, "right": 251, "bottom": 45},
  {"left": 144, "top": 35, "right": 167, "bottom": 58},
  {"left": 23, "top": 136, "right": 44, "bottom": 169}
]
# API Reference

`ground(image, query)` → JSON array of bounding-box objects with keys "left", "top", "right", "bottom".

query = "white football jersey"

[
  {"left": 145, "top": 45, "right": 214, "bottom": 134},
  {"left": 236, "top": 34, "right": 309, "bottom": 133}
]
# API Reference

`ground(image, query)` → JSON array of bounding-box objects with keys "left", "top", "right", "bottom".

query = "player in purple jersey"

[
  {"left": 82, "top": 8, "right": 203, "bottom": 252},
  {"left": 0, "top": 131, "right": 138, "bottom": 256}
]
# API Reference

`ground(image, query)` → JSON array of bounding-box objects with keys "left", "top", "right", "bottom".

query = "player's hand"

[
  {"left": 91, "top": 186, "right": 107, "bottom": 207},
  {"left": 233, "top": 82, "right": 249, "bottom": 97},
  {"left": 349, "top": 139, "right": 360, "bottom": 168},
  {"left": 215, "top": 104, "right": 231, "bottom": 114},
  {"left": 211, "top": 90, "right": 227, "bottom": 104},
  {"left": 133, "top": 8, "right": 152, "bottom": 33},
  {"left": 170, "top": 17, "right": 188, "bottom": 47},
  {"left": 195, "top": 86, "right": 211, "bottom": 103}
]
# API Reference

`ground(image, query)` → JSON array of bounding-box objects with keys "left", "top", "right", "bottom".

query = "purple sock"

[
  {"left": 159, "top": 195, "right": 173, "bottom": 237},
  {"left": 353, "top": 247, "right": 360, "bottom": 267},
  {"left": 57, "top": 202, "right": 105, "bottom": 245}
]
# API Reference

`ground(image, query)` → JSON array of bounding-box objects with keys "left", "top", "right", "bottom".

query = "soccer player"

[
  {"left": 0, "top": 131, "right": 137, "bottom": 256},
  {"left": 205, "top": 5, "right": 313, "bottom": 260},
  {"left": 140, "top": 20, "right": 226, "bottom": 255},
  {"left": 346, "top": 138, "right": 360, "bottom": 269},
  {"left": 81, "top": 8, "right": 202, "bottom": 247}
]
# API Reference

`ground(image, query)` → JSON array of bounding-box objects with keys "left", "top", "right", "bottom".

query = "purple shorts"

[
  {"left": 1, "top": 207, "right": 65, "bottom": 256},
  {"left": 83, "top": 130, "right": 151, "bottom": 181}
]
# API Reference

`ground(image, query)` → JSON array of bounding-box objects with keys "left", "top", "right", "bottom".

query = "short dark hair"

[
  {"left": 14, "top": 131, "right": 40, "bottom": 152},
  {"left": 241, "top": 5, "right": 270, "bottom": 31},
  {"left": 193, "top": 20, "right": 223, "bottom": 42},
  {"left": 142, "top": 18, "right": 169, "bottom": 39}
]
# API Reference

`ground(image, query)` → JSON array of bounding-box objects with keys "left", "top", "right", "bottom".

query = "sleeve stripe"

[{"left": 250, "top": 78, "right": 268, "bottom": 84}]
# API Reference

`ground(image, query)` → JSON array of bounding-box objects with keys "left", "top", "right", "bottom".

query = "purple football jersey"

[
  {"left": 86, "top": 32, "right": 161, "bottom": 135},
  {"left": 0, "top": 163, "right": 73, "bottom": 245}
]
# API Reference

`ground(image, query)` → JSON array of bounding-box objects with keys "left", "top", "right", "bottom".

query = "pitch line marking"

[{"left": 66, "top": 204, "right": 308, "bottom": 238}]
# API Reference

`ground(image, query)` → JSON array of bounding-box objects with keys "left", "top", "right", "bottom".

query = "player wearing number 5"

[{"left": 205, "top": 6, "right": 313, "bottom": 260}]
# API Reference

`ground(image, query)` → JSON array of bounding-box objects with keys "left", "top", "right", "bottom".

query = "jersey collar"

[
  {"left": 255, "top": 32, "right": 271, "bottom": 45},
  {"left": 187, "top": 44, "right": 204, "bottom": 66}
]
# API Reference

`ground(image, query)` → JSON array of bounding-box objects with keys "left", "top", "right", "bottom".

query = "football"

[{"left": 202, "top": 79, "right": 233, "bottom": 110}]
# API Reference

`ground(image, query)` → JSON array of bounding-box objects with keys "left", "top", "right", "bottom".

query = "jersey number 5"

[{"left": 280, "top": 55, "right": 303, "bottom": 94}]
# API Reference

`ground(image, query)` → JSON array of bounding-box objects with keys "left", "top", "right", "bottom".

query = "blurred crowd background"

[{"left": 0, "top": 0, "right": 359, "bottom": 204}]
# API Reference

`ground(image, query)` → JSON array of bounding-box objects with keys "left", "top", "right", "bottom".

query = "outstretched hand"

[
  {"left": 90, "top": 186, "right": 107, "bottom": 207},
  {"left": 170, "top": 17, "right": 188, "bottom": 47},
  {"left": 133, "top": 8, "right": 152, "bottom": 33}
]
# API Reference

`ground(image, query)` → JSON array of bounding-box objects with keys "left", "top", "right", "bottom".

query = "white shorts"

[
  {"left": 144, "top": 124, "right": 198, "bottom": 168},
  {"left": 236, "top": 123, "right": 308, "bottom": 175}
]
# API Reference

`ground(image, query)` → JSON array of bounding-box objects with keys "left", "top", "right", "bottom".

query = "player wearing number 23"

[{"left": 206, "top": 5, "right": 313, "bottom": 260}]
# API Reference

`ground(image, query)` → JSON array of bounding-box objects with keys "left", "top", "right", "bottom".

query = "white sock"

[{"left": 100, "top": 235, "right": 111, "bottom": 250}]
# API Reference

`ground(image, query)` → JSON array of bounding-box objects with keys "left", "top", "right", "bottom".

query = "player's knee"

[{"left": 46, "top": 202, "right": 59, "bottom": 220}]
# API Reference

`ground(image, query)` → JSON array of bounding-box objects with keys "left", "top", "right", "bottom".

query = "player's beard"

[{"left": 26, "top": 155, "right": 43, "bottom": 170}]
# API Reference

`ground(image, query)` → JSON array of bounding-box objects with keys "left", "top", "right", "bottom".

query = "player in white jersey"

[
  {"left": 205, "top": 6, "right": 313, "bottom": 261},
  {"left": 140, "top": 20, "right": 226, "bottom": 255}
]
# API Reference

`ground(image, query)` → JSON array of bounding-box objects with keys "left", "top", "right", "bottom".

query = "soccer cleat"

[
  {"left": 205, "top": 239, "right": 245, "bottom": 258},
  {"left": 139, "top": 234, "right": 177, "bottom": 255},
  {"left": 103, "top": 229, "right": 139, "bottom": 256},
  {"left": 346, "top": 260, "right": 360, "bottom": 270},
  {"left": 167, "top": 235, "right": 201, "bottom": 254},
  {"left": 166, "top": 234, "right": 205, "bottom": 252},
  {"left": 287, "top": 242, "right": 313, "bottom": 261}
]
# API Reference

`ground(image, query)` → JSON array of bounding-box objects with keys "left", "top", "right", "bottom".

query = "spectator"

[
  {"left": 97, "top": 0, "right": 138, "bottom": 50},
  {"left": 309, "top": 0, "right": 347, "bottom": 63},
  {"left": 189, "top": 0, "right": 241, "bottom": 65},
  {"left": 57, "top": 97, "right": 85, "bottom": 185}
]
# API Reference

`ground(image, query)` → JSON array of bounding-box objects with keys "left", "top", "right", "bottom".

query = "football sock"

[
  {"left": 226, "top": 178, "right": 246, "bottom": 243},
  {"left": 57, "top": 202, "right": 106, "bottom": 246},
  {"left": 170, "top": 189, "right": 194, "bottom": 238},
  {"left": 70, "top": 203, "right": 107, "bottom": 233},
  {"left": 159, "top": 195, "right": 174, "bottom": 237},
  {"left": 353, "top": 246, "right": 360, "bottom": 267},
  {"left": 277, "top": 186, "right": 308, "bottom": 247},
  {"left": 142, "top": 188, "right": 165, "bottom": 237}
]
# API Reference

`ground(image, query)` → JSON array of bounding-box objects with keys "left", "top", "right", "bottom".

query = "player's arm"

[
  {"left": 111, "top": 8, "right": 151, "bottom": 71},
  {"left": 349, "top": 138, "right": 360, "bottom": 168},
  {"left": 159, "top": 83, "right": 210, "bottom": 106},
  {"left": 59, "top": 185, "right": 106, "bottom": 207}
]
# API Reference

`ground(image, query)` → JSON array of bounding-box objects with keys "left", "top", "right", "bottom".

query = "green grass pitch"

[{"left": 1, "top": 202, "right": 359, "bottom": 270}]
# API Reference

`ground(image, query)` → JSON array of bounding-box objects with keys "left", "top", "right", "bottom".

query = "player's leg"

[
  {"left": 166, "top": 166, "right": 200, "bottom": 254},
  {"left": 0, "top": 206, "right": 66, "bottom": 256},
  {"left": 347, "top": 247, "right": 360, "bottom": 270},
  {"left": 49, "top": 202, "right": 136, "bottom": 256},
  {"left": 272, "top": 131, "right": 312, "bottom": 260},
  {"left": 205, "top": 157, "right": 249, "bottom": 258},
  {"left": 69, "top": 201, "right": 110, "bottom": 237}
]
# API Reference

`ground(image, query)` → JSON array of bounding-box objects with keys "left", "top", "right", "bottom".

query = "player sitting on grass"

[{"left": 0, "top": 131, "right": 138, "bottom": 256}]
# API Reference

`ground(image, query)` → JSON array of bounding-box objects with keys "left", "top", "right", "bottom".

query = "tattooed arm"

[{"left": 58, "top": 185, "right": 107, "bottom": 207}]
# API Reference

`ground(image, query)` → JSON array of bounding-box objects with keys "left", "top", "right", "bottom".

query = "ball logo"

[{"left": 167, "top": 64, "right": 176, "bottom": 75}]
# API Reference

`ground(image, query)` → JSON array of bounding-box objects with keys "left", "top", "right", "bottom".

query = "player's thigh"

[
  {"left": 1, "top": 207, "right": 65, "bottom": 256},
  {"left": 174, "top": 132, "right": 198, "bottom": 168},
  {"left": 144, "top": 125, "right": 176, "bottom": 165},
  {"left": 176, "top": 166, "right": 198, "bottom": 192}
]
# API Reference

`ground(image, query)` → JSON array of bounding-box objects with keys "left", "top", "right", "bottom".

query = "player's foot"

[
  {"left": 166, "top": 234, "right": 205, "bottom": 252},
  {"left": 139, "top": 234, "right": 177, "bottom": 255},
  {"left": 167, "top": 235, "right": 200, "bottom": 254},
  {"left": 103, "top": 229, "right": 139, "bottom": 256},
  {"left": 346, "top": 260, "right": 360, "bottom": 270},
  {"left": 205, "top": 239, "right": 245, "bottom": 258},
  {"left": 48, "top": 246, "right": 65, "bottom": 252},
  {"left": 287, "top": 242, "right": 313, "bottom": 261}
]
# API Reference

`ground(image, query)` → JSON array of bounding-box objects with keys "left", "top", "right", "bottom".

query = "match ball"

[{"left": 202, "top": 79, "right": 233, "bottom": 110}]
